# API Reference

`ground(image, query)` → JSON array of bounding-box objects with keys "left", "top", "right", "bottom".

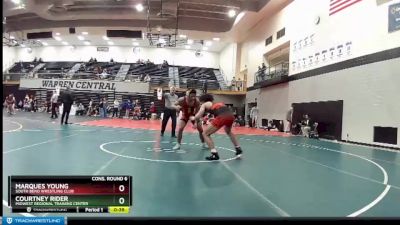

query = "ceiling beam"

[{"left": 179, "top": 0, "right": 242, "bottom": 9}]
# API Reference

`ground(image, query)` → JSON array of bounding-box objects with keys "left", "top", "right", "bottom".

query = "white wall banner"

[{"left": 19, "top": 78, "right": 151, "bottom": 93}]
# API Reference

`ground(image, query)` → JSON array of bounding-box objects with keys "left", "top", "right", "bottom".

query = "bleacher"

[{"left": 7, "top": 60, "right": 222, "bottom": 90}]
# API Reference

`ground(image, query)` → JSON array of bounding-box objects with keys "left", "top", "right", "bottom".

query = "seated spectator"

[
  {"left": 132, "top": 100, "right": 141, "bottom": 120},
  {"left": 234, "top": 115, "right": 245, "bottom": 127},
  {"left": 110, "top": 58, "right": 114, "bottom": 63},
  {"left": 38, "top": 58, "right": 43, "bottom": 63},
  {"left": 300, "top": 114, "right": 312, "bottom": 137},
  {"left": 149, "top": 102, "right": 157, "bottom": 120},
  {"left": 144, "top": 74, "right": 151, "bottom": 82},
  {"left": 76, "top": 103, "right": 85, "bottom": 116},
  {"left": 18, "top": 100, "right": 23, "bottom": 109},
  {"left": 101, "top": 69, "right": 109, "bottom": 79},
  {"left": 267, "top": 120, "right": 278, "bottom": 131},
  {"left": 33, "top": 57, "right": 37, "bottom": 63},
  {"left": 94, "top": 58, "right": 97, "bottom": 63}
]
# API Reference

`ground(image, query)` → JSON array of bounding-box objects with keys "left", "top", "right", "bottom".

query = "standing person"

[
  {"left": 190, "top": 94, "right": 243, "bottom": 161},
  {"left": 286, "top": 104, "right": 293, "bottom": 133},
  {"left": 102, "top": 97, "right": 108, "bottom": 118},
  {"left": 50, "top": 90, "right": 59, "bottom": 119},
  {"left": 112, "top": 98, "right": 119, "bottom": 118},
  {"left": 172, "top": 89, "right": 206, "bottom": 150},
  {"left": 5, "top": 94, "right": 16, "bottom": 115},
  {"left": 60, "top": 86, "right": 74, "bottom": 125},
  {"left": 87, "top": 98, "right": 93, "bottom": 116},
  {"left": 160, "top": 86, "right": 178, "bottom": 137},
  {"left": 250, "top": 103, "right": 259, "bottom": 128}
]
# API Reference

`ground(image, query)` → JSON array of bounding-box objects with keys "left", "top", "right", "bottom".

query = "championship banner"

[
  {"left": 19, "top": 78, "right": 151, "bottom": 93},
  {"left": 388, "top": 2, "right": 400, "bottom": 33}
]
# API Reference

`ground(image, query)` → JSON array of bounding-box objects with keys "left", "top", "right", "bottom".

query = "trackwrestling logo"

[{"left": 6, "top": 217, "right": 13, "bottom": 224}]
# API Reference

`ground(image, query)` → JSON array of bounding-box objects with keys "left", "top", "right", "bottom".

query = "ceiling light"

[
  {"left": 103, "top": 36, "right": 110, "bottom": 40},
  {"left": 12, "top": 0, "right": 21, "bottom": 4},
  {"left": 228, "top": 9, "right": 236, "bottom": 18},
  {"left": 213, "top": 37, "right": 220, "bottom": 41},
  {"left": 187, "top": 39, "right": 194, "bottom": 44},
  {"left": 82, "top": 32, "right": 88, "bottom": 35},
  {"left": 42, "top": 42, "right": 48, "bottom": 46},
  {"left": 83, "top": 41, "right": 90, "bottom": 45},
  {"left": 62, "top": 41, "right": 69, "bottom": 45},
  {"left": 10, "top": 36, "right": 15, "bottom": 39},
  {"left": 54, "top": 36, "right": 62, "bottom": 41},
  {"left": 205, "top": 41, "right": 212, "bottom": 46},
  {"left": 20, "top": 44, "right": 26, "bottom": 47},
  {"left": 133, "top": 42, "right": 139, "bottom": 46},
  {"left": 77, "top": 35, "right": 85, "bottom": 40},
  {"left": 55, "top": 33, "right": 60, "bottom": 36},
  {"left": 185, "top": 45, "right": 190, "bottom": 49},
  {"left": 108, "top": 41, "right": 114, "bottom": 45},
  {"left": 180, "top": 34, "right": 187, "bottom": 38},
  {"left": 202, "top": 47, "right": 208, "bottom": 51},
  {"left": 136, "top": 3, "right": 144, "bottom": 12}
]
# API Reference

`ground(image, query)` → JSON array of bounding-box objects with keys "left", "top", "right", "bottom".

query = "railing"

[
  {"left": 254, "top": 62, "right": 289, "bottom": 83},
  {"left": 3, "top": 73, "right": 27, "bottom": 82}
]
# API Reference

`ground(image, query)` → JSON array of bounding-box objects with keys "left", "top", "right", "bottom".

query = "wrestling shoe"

[{"left": 205, "top": 152, "right": 220, "bottom": 161}]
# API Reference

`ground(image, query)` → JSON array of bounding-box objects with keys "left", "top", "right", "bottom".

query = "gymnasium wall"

[
  {"left": 219, "top": 43, "right": 238, "bottom": 82},
  {"left": 246, "top": 57, "right": 400, "bottom": 147},
  {"left": 246, "top": 83, "right": 289, "bottom": 125},
  {"left": 12, "top": 46, "right": 220, "bottom": 68},
  {"left": 239, "top": 0, "right": 400, "bottom": 87},
  {"left": 289, "top": 57, "right": 400, "bottom": 147},
  {"left": 3, "top": 46, "right": 17, "bottom": 72},
  {"left": 288, "top": 0, "right": 400, "bottom": 75}
]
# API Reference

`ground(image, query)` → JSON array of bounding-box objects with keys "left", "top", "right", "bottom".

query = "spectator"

[
  {"left": 94, "top": 58, "right": 97, "bottom": 63},
  {"left": 18, "top": 100, "right": 23, "bottom": 110},
  {"left": 5, "top": 94, "right": 16, "bottom": 115},
  {"left": 76, "top": 103, "right": 85, "bottom": 116},
  {"left": 231, "top": 77, "right": 236, "bottom": 91},
  {"left": 112, "top": 99, "right": 119, "bottom": 118},
  {"left": 33, "top": 57, "right": 37, "bottom": 63},
  {"left": 301, "top": 114, "right": 312, "bottom": 137},
  {"left": 50, "top": 90, "right": 59, "bottom": 119},
  {"left": 23, "top": 98, "right": 30, "bottom": 112},
  {"left": 87, "top": 98, "right": 93, "bottom": 116},
  {"left": 237, "top": 78, "right": 242, "bottom": 91},
  {"left": 133, "top": 100, "right": 141, "bottom": 120},
  {"left": 286, "top": 104, "right": 293, "bottom": 133},
  {"left": 99, "top": 97, "right": 108, "bottom": 118},
  {"left": 149, "top": 102, "right": 157, "bottom": 119},
  {"left": 38, "top": 58, "right": 43, "bottom": 63},
  {"left": 101, "top": 69, "right": 109, "bottom": 79},
  {"left": 234, "top": 115, "right": 245, "bottom": 127},
  {"left": 250, "top": 103, "right": 259, "bottom": 128},
  {"left": 144, "top": 74, "right": 151, "bottom": 82},
  {"left": 110, "top": 58, "right": 114, "bottom": 63}
]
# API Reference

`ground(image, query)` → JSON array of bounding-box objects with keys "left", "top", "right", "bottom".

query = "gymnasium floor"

[{"left": 2, "top": 111, "right": 400, "bottom": 217}]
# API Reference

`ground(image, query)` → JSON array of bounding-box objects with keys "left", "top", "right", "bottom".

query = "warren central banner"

[{"left": 19, "top": 78, "right": 151, "bottom": 93}]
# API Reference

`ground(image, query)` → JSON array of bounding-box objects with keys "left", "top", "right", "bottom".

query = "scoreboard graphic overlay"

[{"left": 8, "top": 176, "right": 132, "bottom": 214}]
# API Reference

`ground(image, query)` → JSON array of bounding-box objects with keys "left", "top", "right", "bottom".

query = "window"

[
  {"left": 265, "top": 36, "right": 272, "bottom": 46},
  {"left": 277, "top": 28, "right": 285, "bottom": 39}
]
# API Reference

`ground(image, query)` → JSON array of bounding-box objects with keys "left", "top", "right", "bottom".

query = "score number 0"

[{"left": 119, "top": 185, "right": 126, "bottom": 205}]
